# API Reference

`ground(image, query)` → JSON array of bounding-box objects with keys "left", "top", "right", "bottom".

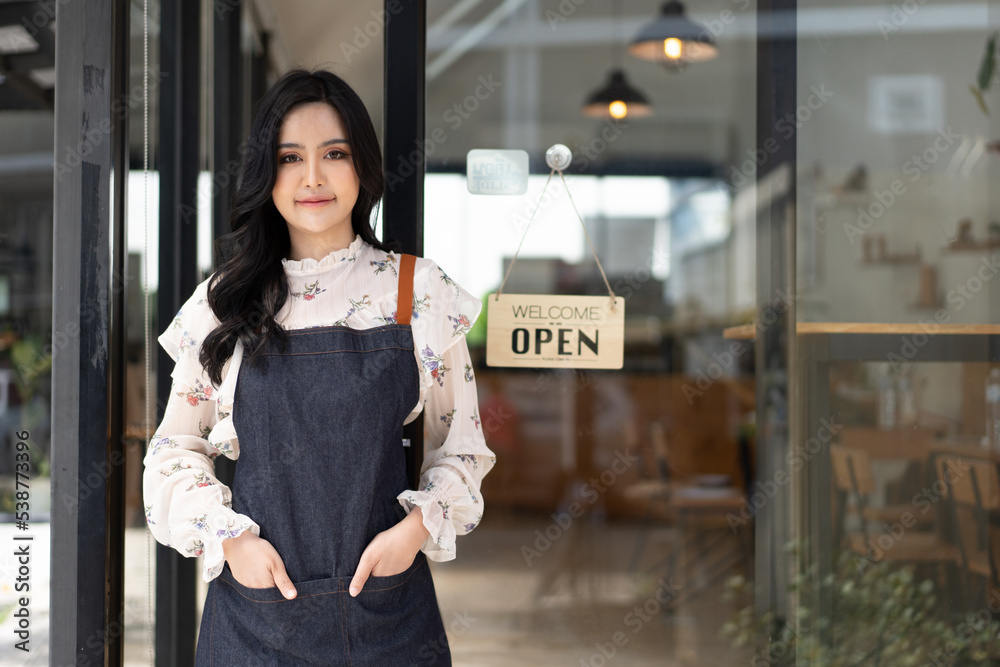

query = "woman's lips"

[{"left": 297, "top": 197, "right": 333, "bottom": 208}]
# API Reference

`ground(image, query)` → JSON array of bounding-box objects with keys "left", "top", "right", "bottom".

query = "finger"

[
  {"left": 270, "top": 561, "right": 297, "bottom": 599},
  {"left": 350, "top": 552, "right": 375, "bottom": 597}
]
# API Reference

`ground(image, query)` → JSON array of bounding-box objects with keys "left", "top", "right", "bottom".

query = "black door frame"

[
  {"left": 383, "top": 0, "right": 427, "bottom": 490},
  {"left": 51, "top": 0, "right": 129, "bottom": 664}
]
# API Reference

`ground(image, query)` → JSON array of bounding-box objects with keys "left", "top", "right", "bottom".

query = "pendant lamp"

[
  {"left": 629, "top": 1, "right": 718, "bottom": 66},
  {"left": 581, "top": 0, "right": 652, "bottom": 120},
  {"left": 582, "top": 69, "right": 652, "bottom": 119}
]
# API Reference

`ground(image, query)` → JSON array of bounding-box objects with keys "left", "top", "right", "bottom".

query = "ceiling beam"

[{"left": 428, "top": 4, "right": 990, "bottom": 52}]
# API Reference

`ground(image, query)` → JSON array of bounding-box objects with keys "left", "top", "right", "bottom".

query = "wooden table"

[
  {"left": 726, "top": 321, "right": 999, "bottom": 611},
  {"left": 724, "top": 322, "right": 1000, "bottom": 340}
]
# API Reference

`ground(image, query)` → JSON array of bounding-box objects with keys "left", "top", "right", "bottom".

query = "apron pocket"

[
  {"left": 219, "top": 561, "right": 346, "bottom": 601},
  {"left": 214, "top": 561, "right": 349, "bottom": 657},
  {"left": 363, "top": 551, "right": 422, "bottom": 591},
  {"left": 345, "top": 552, "right": 450, "bottom": 662}
]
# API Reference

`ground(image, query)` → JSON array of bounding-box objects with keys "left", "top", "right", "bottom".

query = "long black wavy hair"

[{"left": 200, "top": 68, "right": 397, "bottom": 387}]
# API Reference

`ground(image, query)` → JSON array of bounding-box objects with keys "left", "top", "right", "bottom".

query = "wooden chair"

[
  {"left": 626, "top": 422, "right": 749, "bottom": 597},
  {"left": 625, "top": 422, "right": 672, "bottom": 572},
  {"left": 830, "top": 444, "right": 936, "bottom": 529},
  {"left": 935, "top": 456, "right": 1000, "bottom": 597},
  {"left": 830, "top": 444, "right": 958, "bottom": 568}
]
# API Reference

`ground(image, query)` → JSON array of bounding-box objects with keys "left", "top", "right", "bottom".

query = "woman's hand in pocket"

[
  {"left": 222, "top": 530, "right": 298, "bottom": 599},
  {"left": 349, "top": 506, "right": 430, "bottom": 596}
]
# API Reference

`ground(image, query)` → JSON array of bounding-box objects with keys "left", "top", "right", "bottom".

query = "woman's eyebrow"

[{"left": 276, "top": 138, "right": 350, "bottom": 150}]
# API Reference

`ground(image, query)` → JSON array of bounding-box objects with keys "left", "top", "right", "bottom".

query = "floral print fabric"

[{"left": 142, "top": 234, "right": 495, "bottom": 582}]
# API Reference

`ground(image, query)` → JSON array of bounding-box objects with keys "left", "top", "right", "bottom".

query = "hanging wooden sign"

[
  {"left": 485, "top": 144, "right": 625, "bottom": 370},
  {"left": 486, "top": 293, "right": 624, "bottom": 369}
]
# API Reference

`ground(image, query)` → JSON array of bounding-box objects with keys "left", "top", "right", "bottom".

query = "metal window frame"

[
  {"left": 153, "top": 0, "right": 203, "bottom": 663},
  {"left": 754, "top": 0, "right": 798, "bottom": 651},
  {"left": 50, "top": 0, "right": 130, "bottom": 663}
]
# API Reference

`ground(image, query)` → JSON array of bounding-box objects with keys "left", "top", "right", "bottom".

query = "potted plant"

[
  {"left": 721, "top": 541, "right": 1000, "bottom": 665},
  {"left": 971, "top": 32, "right": 1000, "bottom": 153}
]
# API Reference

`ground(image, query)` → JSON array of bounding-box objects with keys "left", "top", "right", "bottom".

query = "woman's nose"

[{"left": 305, "top": 157, "right": 324, "bottom": 187}]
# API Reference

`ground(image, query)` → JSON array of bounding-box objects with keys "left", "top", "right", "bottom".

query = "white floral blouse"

[{"left": 142, "top": 233, "right": 496, "bottom": 583}]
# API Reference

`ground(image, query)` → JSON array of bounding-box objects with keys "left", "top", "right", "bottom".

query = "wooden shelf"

[
  {"left": 908, "top": 300, "right": 944, "bottom": 310},
  {"left": 860, "top": 253, "right": 921, "bottom": 265},
  {"left": 723, "top": 322, "right": 1000, "bottom": 340},
  {"left": 723, "top": 324, "right": 757, "bottom": 340},
  {"left": 945, "top": 241, "right": 1000, "bottom": 252},
  {"left": 815, "top": 191, "right": 870, "bottom": 208}
]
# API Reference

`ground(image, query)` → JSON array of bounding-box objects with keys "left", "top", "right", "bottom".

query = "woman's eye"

[{"left": 278, "top": 151, "right": 349, "bottom": 163}]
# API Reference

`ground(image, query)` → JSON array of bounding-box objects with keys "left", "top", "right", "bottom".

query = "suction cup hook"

[{"left": 545, "top": 144, "right": 572, "bottom": 171}]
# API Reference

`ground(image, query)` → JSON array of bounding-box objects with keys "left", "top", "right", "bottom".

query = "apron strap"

[{"left": 396, "top": 253, "right": 416, "bottom": 326}]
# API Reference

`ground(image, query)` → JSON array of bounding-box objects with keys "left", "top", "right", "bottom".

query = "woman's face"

[{"left": 272, "top": 102, "right": 360, "bottom": 260}]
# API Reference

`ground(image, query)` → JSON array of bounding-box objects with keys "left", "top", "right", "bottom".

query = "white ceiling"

[{"left": 251, "top": 0, "right": 993, "bottom": 168}]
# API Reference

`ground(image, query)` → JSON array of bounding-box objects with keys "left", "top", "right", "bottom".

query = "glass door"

[
  {"left": 418, "top": 1, "right": 1000, "bottom": 664},
  {"left": 421, "top": 2, "right": 759, "bottom": 663}
]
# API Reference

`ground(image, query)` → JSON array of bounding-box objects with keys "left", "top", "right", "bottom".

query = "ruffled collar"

[{"left": 281, "top": 234, "right": 365, "bottom": 275}]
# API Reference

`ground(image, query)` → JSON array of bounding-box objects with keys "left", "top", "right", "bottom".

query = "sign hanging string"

[{"left": 494, "top": 158, "right": 618, "bottom": 313}]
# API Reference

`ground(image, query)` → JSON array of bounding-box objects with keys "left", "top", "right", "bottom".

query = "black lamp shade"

[
  {"left": 582, "top": 69, "right": 652, "bottom": 119},
  {"left": 629, "top": 1, "right": 719, "bottom": 64}
]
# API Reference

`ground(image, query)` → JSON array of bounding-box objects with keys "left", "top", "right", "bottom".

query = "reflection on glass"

[
  {"left": 0, "top": 4, "right": 56, "bottom": 663},
  {"left": 426, "top": 1, "right": 755, "bottom": 663},
  {"left": 793, "top": 0, "right": 999, "bottom": 664},
  {"left": 424, "top": 0, "right": 1000, "bottom": 663}
]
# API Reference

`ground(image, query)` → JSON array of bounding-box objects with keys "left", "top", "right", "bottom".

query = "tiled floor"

[
  {"left": 429, "top": 511, "right": 754, "bottom": 666},
  {"left": 0, "top": 509, "right": 755, "bottom": 665}
]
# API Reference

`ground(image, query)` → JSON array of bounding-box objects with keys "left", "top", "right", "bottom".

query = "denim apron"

[{"left": 195, "top": 254, "right": 452, "bottom": 666}]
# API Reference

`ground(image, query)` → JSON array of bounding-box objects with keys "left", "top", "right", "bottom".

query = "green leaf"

[
  {"left": 971, "top": 84, "right": 990, "bottom": 116},
  {"left": 978, "top": 33, "right": 997, "bottom": 91}
]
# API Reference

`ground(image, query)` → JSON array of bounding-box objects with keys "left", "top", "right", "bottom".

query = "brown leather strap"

[{"left": 396, "top": 253, "right": 416, "bottom": 326}]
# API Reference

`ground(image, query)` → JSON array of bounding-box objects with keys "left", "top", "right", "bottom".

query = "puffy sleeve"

[
  {"left": 397, "top": 260, "right": 497, "bottom": 561},
  {"left": 142, "top": 275, "right": 260, "bottom": 583}
]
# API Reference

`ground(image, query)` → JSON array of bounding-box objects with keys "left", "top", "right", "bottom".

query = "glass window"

[
  {"left": 791, "top": 0, "right": 1000, "bottom": 664},
  {"left": 424, "top": 1, "right": 758, "bottom": 662},
  {"left": 0, "top": 5, "right": 55, "bottom": 658}
]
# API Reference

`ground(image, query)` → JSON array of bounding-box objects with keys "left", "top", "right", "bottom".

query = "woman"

[{"left": 142, "top": 68, "right": 495, "bottom": 664}]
